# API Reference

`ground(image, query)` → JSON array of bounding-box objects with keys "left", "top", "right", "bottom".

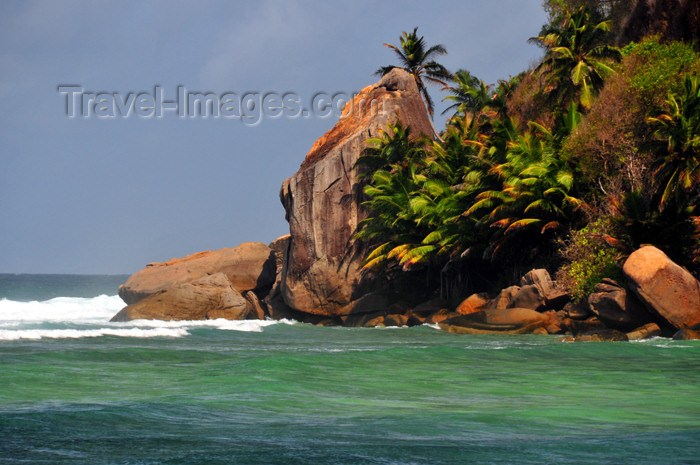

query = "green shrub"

[
  {"left": 556, "top": 220, "right": 624, "bottom": 302},
  {"left": 622, "top": 38, "right": 700, "bottom": 107},
  {"left": 562, "top": 38, "right": 700, "bottom": 196}
]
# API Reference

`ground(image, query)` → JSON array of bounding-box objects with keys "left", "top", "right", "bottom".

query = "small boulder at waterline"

[{"left": 626, "top": 323, "right": 662, "bottom": 341}]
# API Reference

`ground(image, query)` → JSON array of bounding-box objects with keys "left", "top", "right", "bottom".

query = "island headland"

[{"left": 113, "top": 0, "right": 700, "bottom": 341}]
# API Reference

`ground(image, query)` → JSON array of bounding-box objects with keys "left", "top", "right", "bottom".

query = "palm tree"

[
  {"left": 466, "top": 107, "right": 583, "bottom": 259},
  {"left": 354, "top": 119, "right": 427, "bottom": 175},
  {"left": 377, "top": 27, "right": 451, "bottom": 119},
  {"left": 531, "top": 6, "right": 621, "bottom": 108},
  {"left": 354, "top": 161, "right": 430, "bottom": 271},
  {"left": 647, "top": 74, "right": 700, "bottom": 210},
  {"left": 441, "top": 70, "right": 493, "bottom": 118}
]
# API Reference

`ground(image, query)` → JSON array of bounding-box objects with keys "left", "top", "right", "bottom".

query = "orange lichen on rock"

[{"left": 147, "top": 250, "right": 214, "bottom": 267}]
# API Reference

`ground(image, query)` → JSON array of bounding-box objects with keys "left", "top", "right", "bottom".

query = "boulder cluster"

[{"left": 113, "top": 68, "right": 700, "bottom": 341}]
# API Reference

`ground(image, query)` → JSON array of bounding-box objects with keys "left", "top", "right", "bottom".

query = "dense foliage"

[{"left": 360, "top": 8, "right": 699, "bottom": 299}]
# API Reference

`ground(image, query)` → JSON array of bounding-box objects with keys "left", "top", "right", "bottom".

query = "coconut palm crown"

[{"left": 376, "top": 27, "right": 451, "bottom": 119}]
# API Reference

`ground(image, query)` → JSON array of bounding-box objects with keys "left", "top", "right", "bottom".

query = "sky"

[{"left": 0, "top": 0, "right": 548, "bottom": 274}]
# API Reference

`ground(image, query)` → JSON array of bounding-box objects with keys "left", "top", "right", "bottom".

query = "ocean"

[{"left": 0, "top": 274, "right": 698, "bottom": 465}]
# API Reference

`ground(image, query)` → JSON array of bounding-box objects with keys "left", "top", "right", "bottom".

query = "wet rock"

[
  {"left": 569, "top": 329, "right": 629, "bottom": 342},
  {"left": 626, "top": 323, "right": 662, "bottom": 341}
]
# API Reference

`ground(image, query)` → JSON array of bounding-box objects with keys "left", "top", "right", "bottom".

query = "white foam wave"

[
  {"left": 0, "top": 295, "right": 124, "bottom": 326},
  {"left": 0, "top": 327, "right": 189, "bottom": 341},
  {"left": 0, "top": 294, "right": 297, "bottom": 339},
  {"left": 121, "top": 317, "right": 297, "bottom": 332}
]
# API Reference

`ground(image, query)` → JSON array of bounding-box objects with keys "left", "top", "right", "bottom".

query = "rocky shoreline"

[{"left": 113, "top": 69, "right": 700, "bottom": 341}]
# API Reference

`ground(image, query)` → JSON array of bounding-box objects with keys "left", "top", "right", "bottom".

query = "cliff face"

[
  {"left": 279, "top": 68, "right": 433, "bottom": 317},
  {"left": 618, "top": 0, "right": 700, "bottom": 45}
]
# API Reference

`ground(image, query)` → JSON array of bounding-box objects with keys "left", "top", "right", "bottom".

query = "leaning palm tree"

[{"left": 377, "top": 27, "right": 451, "bottom": 120}]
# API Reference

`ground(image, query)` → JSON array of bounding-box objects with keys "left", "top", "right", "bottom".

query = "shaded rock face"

[
  {"left": 618, "top": 0, "right": 700, "bottom": 45},
  {"left": 508, "top": 285, "right": 545, "bottom": 311},
  {"left": 488, "top": 286, "right": 521, "bottom": 311},
  {"left": 520, "top": 269, "right": 553, "bottom": 294},
  {"left": 587, "top": 278, "right": 655, "bottom": 331},
  {"left": 519, "top": 268, "right": 569, "bottom": 310},
  {"left": 278, "top": 68, "right": 433, "bottom": 317},
  {"left": 623, "top": 246, "right": 700, "bottom": 330},
  {"left": 672, "top": 327, "right": 700, "bottom": 340},
  {"left": 119, "top": 242, "right": 275, "bottom": 305},
  {"left": 563, "top": 301, "right": 592, "bottom": 320},
  {"left": 111, "top": 273, "right": 254, "bottom": 322},
  {"left": 263, "top": 235, "right": 297, "bottom": 320}
]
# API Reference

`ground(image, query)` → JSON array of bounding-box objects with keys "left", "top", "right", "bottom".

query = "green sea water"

[
  {"left": 1, "top": 326, "right": 699, "bottom": 465},
  {"left": 0, "top": 275, "right": 698, "bottom": 464}
]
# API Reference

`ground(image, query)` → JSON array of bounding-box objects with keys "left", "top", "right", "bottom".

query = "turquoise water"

[{"left": 0, "top": 276, "right": 699, "bottom": 464}]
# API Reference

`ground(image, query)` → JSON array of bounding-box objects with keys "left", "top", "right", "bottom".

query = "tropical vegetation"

[{"left": 359, "top": 4, "right": 699, "bottom": 302}]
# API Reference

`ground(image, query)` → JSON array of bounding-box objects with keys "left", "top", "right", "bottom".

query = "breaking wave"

[{"left": 0, "top": 295, "right": 295, "bottom": 340}]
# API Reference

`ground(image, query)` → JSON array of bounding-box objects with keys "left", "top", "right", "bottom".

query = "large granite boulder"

[
  {"left": 119, "top": 242, "right": 276, "bottom": 305},
  {"left": 111, "top": 273, "right": 255, "bottom": 322},
  {"left": 587, "top": 278, "right": 655, "bottom": 331},
  {"left": 278, "top": 68, "right": 433, "bottom": 317},
  {"left": 623, "top": 246, "right": 700, "bottom": 329}
]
